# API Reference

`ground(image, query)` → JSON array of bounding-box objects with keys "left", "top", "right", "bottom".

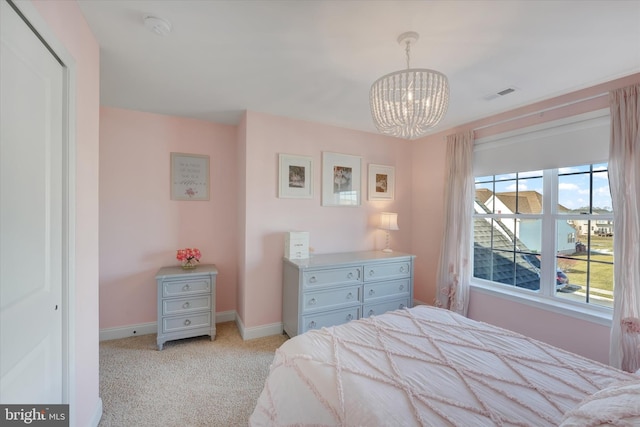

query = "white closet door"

[{"left": 1, "top": 0, "right": 64, "bottom": 403}]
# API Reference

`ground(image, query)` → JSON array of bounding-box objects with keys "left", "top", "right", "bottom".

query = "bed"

[{"left": 250, "top": 305, "right": 639, "bottom": 426}]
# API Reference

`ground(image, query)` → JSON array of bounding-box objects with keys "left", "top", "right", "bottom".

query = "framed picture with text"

[
  {"left": 321, "top": 152, "right": 361, "bottom": 207},
  {"left": 170, "top": 152, "right": 210, "bottom": 201},
  {"left": 278, "top": 154, "right": 313, "bottom": 198},
  {"left": 368, "top": 164, "right": 395, "bottom": 201}
]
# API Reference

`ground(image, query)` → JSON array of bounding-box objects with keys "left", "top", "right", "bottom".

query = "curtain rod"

[{"left": 471, "top": 92, "right": 608, "bottom": 134}]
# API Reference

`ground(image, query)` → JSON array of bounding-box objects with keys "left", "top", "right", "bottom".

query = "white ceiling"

[{"left": 78, "top": 0, "right": 640, "bottom": 138}]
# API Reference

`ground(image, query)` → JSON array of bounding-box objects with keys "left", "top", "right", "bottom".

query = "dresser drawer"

[
  {"left": 363, "top": 298, "right": 409, "bottom": 318},
  {"left": 363, "top": 261, "right": 411, "bottom": 282},
  {"left": 163, "top": 278, "right": 211, "bottom": 297},
  {"left": 163, "top": 295, "right": 211, "bottom": 316},
  {"left": 302, "top": 307, "right": 360, "bottom": 333},
  {"left": 302, "top": 285, "right": 360, "bottom": 313},
  {"left": 364, "top": 279, "right": 410, "bottom": 302},
  {"left": 162, "top": 312, "right": 211, "bottom": 334},
  {"left": 303, "top": 267, "right": 362, "bottom": 288}
]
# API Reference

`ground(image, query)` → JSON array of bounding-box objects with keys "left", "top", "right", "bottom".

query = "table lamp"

[{"left": 379, "top": 212, "right": 399, "bottom": 252}]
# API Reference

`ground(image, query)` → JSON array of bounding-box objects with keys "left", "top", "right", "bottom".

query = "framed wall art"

[
  {"left": 321, "top": 152, "right": 361, "bottom": 207},
  {"left": 278, "top": 154, "right": 313, "bottom": 198},
  {"left": 368, "top": 164, "right": 395, "bottom": 201},
  {"left": 170, "top": 152, "right": 210, "bottom": 201}
]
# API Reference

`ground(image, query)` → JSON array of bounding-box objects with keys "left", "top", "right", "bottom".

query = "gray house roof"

[
  {"left": 473, "top": 215, "right": 541, "bottom": 290},
  {"left": 474, "top": 196, "right": 540, "bottom": 290}
]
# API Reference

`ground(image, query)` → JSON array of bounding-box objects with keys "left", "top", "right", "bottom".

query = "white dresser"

[
  {"left": 282, "top": 251, "right": 415, "bottom": 337},
  {"left": 155, "top": 264, "right": 218, "bottom": 350}
]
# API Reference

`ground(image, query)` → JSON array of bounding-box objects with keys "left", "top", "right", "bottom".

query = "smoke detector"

[{"left": 143, "top": 15, "right": 172, "bottom": 36}]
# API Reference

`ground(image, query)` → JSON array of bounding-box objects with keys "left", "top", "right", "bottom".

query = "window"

[{"left": 473, "top": 163, "right": 614, "bottom": 309}]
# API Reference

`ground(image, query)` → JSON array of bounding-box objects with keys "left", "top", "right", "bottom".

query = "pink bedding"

[{"left": 250, "top": 305, "right": 636, "bottom": 426}]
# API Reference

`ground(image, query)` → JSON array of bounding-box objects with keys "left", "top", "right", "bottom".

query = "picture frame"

[
  {"left": 321, "top": 152, "right": 361, "bottom": 207},
  {"left": 170, "top": 152, "right": 210, "bottom": 201},
  {"left": 278, "top": 154, "right": 313, "bottom": 199},
  {"left": 368, "top": 164, "right": 395, "bottom": 201}
]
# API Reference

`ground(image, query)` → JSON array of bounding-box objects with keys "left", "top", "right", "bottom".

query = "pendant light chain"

[{"left": 405, "top": 40, "right": 411, "bottom": 70}]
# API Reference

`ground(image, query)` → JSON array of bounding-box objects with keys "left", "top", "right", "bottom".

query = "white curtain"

[
  {"left": 609, "top": 83, "right": 640, "bottom": 373},
  {"left": 435, "top": 131, "right": 474, "bottom": 316}
]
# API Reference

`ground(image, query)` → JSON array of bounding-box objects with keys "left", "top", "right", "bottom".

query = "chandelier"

[{"left": 370, "top": 31, "right": 450, "bottom": 140}]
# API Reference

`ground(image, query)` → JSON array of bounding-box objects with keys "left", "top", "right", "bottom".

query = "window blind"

[{"left": 473, "top": 109, "right": 610, "bottom": 177}]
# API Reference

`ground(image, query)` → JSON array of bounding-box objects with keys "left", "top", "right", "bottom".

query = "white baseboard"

[
  {"left": 215, "top": 310, "right": 236, "bottom": 323},
  {"left": 99, "top": 310, "right": 237, "bottom": 341},
  {"left": 89, "top": 397, "right": 102, "bottom": 427},
  {"left": 236, "top": 316, "right": 283, "bottom": 340},
  {"left": 99, "top": 322, "right": 157, "bottom": 341}
]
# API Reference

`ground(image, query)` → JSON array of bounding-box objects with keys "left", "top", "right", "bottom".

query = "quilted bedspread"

[{"left": 250, "top": 305, "right": 636, "bottom": 426}]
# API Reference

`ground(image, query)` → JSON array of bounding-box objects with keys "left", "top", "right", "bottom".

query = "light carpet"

[{"left": 99, "top": 321, "right": 287, "bottom": 426}]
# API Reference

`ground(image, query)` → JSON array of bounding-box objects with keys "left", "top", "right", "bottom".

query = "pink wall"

[
  {"left": 99, "top": 108, "right": 412, "bottom": 332},
  {"left": 29, "top": 1, "right": 100, "bottom": 425},
  {"left": 99, "top": 108, "right": 237, "bottom": 328},
  {"left": 410, "top": 73, "right": 640, "bottom": 362},
  {"left": 240, "top": 111, "right": 413, "bottom": 328},
  {"left": 410, "top": 138, "right": 447, "bottom": 305},
  {"left": 236, "top": 113, "right": 248, "bottom": 324},
  {"left": 468, "top": 290, "right": 611, "bottom": 363}
]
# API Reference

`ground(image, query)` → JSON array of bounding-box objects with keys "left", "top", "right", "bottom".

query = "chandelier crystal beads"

[{"left": 370, "top": 32, "right": 449, "bottom": 140}]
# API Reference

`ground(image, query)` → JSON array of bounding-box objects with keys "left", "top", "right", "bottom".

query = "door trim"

[{"left": 7, "top": 0, "right": 76, "bottom": 410}]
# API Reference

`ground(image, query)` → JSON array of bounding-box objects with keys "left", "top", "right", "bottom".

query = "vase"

[{"left": 181, "top": 259, "right": 197, "bottom": 270}]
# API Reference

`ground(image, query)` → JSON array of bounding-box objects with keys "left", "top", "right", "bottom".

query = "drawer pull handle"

[
  {"left": 309, "top": 276, "right": 317, "bottom": 283},
  {"left": 309, "top": 298, "right": 317, "bottom": 306},
  {"left": 309, "top": 321, "right": 316, "bottom": 328},
  {"left": 400, "top": 266, "right": 406, "bottom": 273},
  {"left": 183, "top": 302, "right": 190, "bottom": 309},
  {"left": 346, "top": 292, "right": 353, "bottom": 299},
  {"left": 369, "top": 270, "right": 375, "bottom": 276},
  {"left": 346, "top": 314, "right": 353, "bottom": 321},
  {"left": 399, "top": 304, "right": 405, "bottom": 309},
  {"left": 347, "top": 272, "right": 353, "bottom": 279},
  {"left": 399, "top": 284, "right": 404, "bottom": 291},
  {"left": 184, "top": 319, "right": 191, "bottom": 326},
  {"left": 183, "top": 284, "right": 190, "bottom": 291},
  {"left": 369, "top": 289, "right": 375, "bottom": 296},
  {"left": 368, "top": 309, "right": 374, "bottom": 316}
]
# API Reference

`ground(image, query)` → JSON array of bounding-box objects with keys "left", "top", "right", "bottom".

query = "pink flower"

[
  {"left": 622, "top": 317, "right": 640, "bottom": 334},
  {"left": 176, "top": 248, "right": 201, "bottom": 263}
]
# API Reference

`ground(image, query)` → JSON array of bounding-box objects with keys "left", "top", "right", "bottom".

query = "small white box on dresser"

[{"left": 285, "top": 231, "right": 309, "bottom": 259}]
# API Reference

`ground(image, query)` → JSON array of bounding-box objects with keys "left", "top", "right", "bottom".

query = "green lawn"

[{"left": 558, "top": 235, "right": 614, "bottom": 301}]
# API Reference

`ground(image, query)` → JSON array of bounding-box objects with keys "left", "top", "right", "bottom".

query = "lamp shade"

[{"left": 379, "top": 212, "right": 399, "bottom": 231}]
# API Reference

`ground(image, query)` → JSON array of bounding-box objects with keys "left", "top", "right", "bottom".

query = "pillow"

[{"left": 560, "top": 380, "right": 640, "bottom": 427}]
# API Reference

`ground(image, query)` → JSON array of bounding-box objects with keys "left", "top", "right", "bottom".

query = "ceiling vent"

[{"left": 483, "top": 86, "right": 518, "bottom": 101}]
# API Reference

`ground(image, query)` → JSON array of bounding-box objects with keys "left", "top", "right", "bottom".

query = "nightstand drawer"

[
  {"left": 302, "top": 285, "right": 360, "bottom": 313},
  {"left": 363, "top": 298, "right": 409, "bottom": 318},
  {"left": 162, "top": 312, "right": 211, "bottom": 334},
  {"left": 303, "top": 267, "right": 362, "bottom": 288},
  {"left": 302, "top": 307, "right": 359, "bottom": 333},
  {"left": 364, "top": 279, "right": 410, "bottom": 302},
  {"left": 163, "top": 295, "right": 211, "bottom": 316},
  {"left": 163, "top": 278, "right": 211, "bottom": 297},
  {"left": 364, "top": 261, "right": 411, "bottom": 282}
]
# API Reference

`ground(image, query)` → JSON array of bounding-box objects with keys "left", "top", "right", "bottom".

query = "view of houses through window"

[{"left": 473, "top": 163, "right": 614, "bottom": 308}]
